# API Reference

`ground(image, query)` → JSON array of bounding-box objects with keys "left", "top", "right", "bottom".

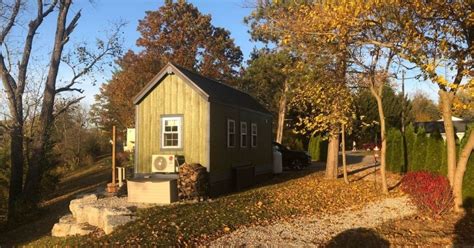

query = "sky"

[
  {"left": 67, "top": 0, "right": 260, "bottom": 105},
  {"left": 2, "top": 0, "right": 441, "bottom": 111}
]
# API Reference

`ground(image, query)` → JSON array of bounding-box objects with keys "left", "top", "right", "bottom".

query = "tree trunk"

[
  {"left": 7, "top": 124, "right": 24, "bottom": 221},
  {"left": 453, "top": 131, "right": 474, "bottom": 212},
  {"left": 439, "top": 90, "right": 456, "bottom": 186},
  {"left": 275, "top": 80, "right": 288, "bottom": 143},
  {"left": 23, "top": 0, "right": 72, "bottom": 198},
  {"left": 370, "top": 85, "right": 388, "bottom": 194},
  {"left": 342, "top": 124, "right": 349, "bottom": 184},
  {"left": 326, "top": 130, "right": 339, "bottom": 179}
]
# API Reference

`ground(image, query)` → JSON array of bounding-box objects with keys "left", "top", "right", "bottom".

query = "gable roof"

[{"left": 133, "top": 62, "right": 271, "bottom": 115}]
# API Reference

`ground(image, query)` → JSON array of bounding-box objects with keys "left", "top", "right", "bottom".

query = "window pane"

[
  {"left": 228, "top": 121, "right": 235, "bottom": 133},
  {"left": 168, "top": 120, "right": 176, "bottom": 126},
  {"left": 165, "top": 126, "right": 171, "bottom": 132},
  {"left": 172, "top": 126, "right": 178, "bottom": 132}
]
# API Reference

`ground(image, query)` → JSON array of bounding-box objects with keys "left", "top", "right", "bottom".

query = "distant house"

[
  {"left": 415, "top": 116, "right": 471, "bottom": 141},
  {"left": 133, "top": 63, "right": 273, "bottom": 195},
  {"left": 124, "top": 128, "right": 135, "bottom": 152}
]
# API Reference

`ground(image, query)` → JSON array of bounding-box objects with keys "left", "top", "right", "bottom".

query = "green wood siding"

[
  {"left": 136, "top": 74, "right": 209, "bottom": 173},
  {"left": 209, "top": 103, "right": 273, "bottom": 184}
]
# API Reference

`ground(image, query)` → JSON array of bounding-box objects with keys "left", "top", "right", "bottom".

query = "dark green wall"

[{"left": 209, "top": 102, "right": 273, "bottom": 186}]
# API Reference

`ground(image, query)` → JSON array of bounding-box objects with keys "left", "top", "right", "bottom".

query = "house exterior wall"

[
  {"left": 136, "top": 73, "right": 210, "bottom": 173},
  {"left": 208, "top": 102, "right": 273, "bottom": 194}
]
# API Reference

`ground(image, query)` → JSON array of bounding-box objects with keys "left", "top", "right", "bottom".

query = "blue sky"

[
  {"left": 3, "top": 0, "right": 440, "bottom": 110},
  {"left": 59, "top": 0, "right": 261, "bottom": 105},
  {"left": 70, "top": 0, "right": 440, "bottom": 105}
]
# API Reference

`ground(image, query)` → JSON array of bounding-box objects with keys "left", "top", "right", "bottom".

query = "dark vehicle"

[{"left": 273, "top": 142, "right": 311, "bottom": 170}]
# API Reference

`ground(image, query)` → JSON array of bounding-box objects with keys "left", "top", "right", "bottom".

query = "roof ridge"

[{"left": 169, "top": 62, "right": 255, "bottom": 98}]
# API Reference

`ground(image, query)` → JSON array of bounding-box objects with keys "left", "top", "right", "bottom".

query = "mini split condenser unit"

[{"left": 151, "top": 155, "right": 184, "bottom": 173}]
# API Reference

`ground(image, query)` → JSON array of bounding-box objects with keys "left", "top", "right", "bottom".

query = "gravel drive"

[{"left": 211, "top": 195, "right": 417, "bottom": 247}]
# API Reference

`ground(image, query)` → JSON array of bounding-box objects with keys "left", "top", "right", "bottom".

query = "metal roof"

[{"left": 134, "top": 62, "right": 271, "bottom": 115}]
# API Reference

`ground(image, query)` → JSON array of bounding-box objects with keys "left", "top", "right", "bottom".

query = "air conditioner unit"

[{"left": 151, "top": 155, "right": 178, "bottom": 173}]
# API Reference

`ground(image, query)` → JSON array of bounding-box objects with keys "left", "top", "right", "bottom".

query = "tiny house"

[{"left": 133, "top": 63, "right": 273, "bottom": 195}]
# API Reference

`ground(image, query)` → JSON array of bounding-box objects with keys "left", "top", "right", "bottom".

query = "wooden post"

[
  {"left": 107, "top": 125, "right": 118, "bottom": 193},
  {"left": 112, "top": 125, "right": 116, "bottom": 185},
  {"left": 342, "top": 124, "right": 349, "bottom": 184}
]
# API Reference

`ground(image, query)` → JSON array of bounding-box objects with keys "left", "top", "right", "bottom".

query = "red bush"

[{"left": 401, "top": 171, "right": 453, "bottom": 216}]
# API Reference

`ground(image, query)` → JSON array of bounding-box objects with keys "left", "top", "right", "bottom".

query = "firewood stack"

[{"left": 178, "top": 163, "right": 209, "bottom": 200}]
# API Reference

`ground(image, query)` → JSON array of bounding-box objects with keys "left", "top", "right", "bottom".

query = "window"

[
  {"left": 161, "top": 116, "right": 182, "bottom": 149},
  {"left": 240, "top": 122, "right": 248, "bottom": 148},
  {"left": 227, "top": 119, "right": 236, "bottom": 148},
  {"left": 251, "top": 123, "right": 257, "bottom": 147}
]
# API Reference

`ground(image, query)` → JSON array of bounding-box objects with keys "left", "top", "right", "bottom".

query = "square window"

[{"left": 162, "top": 116, "right": 182, "bottom": 149}]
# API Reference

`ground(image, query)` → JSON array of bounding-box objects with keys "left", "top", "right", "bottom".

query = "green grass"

[{"left": 28, "top": 170, "right": 385, "bottom": 246}]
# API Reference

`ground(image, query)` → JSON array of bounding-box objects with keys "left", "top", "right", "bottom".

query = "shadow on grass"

[
  {"left": 454, "top": 198, "right": 474, "bottom": 247},
  {"left": 326, "top": 228, "right": 390, "bottom": 248},
  {"left": 235, "top": 153, "right": 371, "bottom": 198}
]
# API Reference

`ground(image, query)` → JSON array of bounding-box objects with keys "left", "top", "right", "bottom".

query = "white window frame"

[
  {"left": 227, "top": 119, "right": 236, "bottom": 148},
  {"left": 251, "top": 123, "right": 257, "bottom": 148},
  {"left": 240, "top": 121, "right": 248, "bottom": 148},
  {"left": 161, "top": 116, "right": 182, "bottom": 149}
]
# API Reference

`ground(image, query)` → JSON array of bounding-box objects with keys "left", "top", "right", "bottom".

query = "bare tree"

[{"left": 0, "top": 0, "right": 123, "bottom": 221}]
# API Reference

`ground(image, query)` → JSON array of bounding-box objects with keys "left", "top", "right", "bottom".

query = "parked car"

[
  {"left": 272, "top": 142, "right": 311, "bottom": 170},
  {"left": 362, "top": 142, "right": 381, "bottom": 151}
]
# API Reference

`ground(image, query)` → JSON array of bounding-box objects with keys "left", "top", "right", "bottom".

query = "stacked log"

[{"left": 178, "top": 163, "right": 209, "bottom": 200}]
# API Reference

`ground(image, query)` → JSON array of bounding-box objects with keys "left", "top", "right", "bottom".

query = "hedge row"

[
  {"left": 307, "top": 135, "right": 328, "bottom": 162},
  {"left": 386, "top": 124, "right": 474, "bottom": 207}
]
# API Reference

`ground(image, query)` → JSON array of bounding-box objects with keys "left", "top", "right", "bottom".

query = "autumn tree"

[
  {"left": 0, "top": 0, "right": 122, "bottom": 220},
  {"left": 371, "top": 0, "right": 473, "bottom": 211},
  {"left": 241, "top": 49, "right": 296, "bottom": 143},
  {"left": 94, "top": 0, "right": 243, "bottom": 130},
  {"left": 410, "top": 91, "right": 439, "bottom": 122},
  {"left": 247, "top": 1, "right": 402, "bottom": 188},
  {"left": 247, "top": 1, "right": 355, "bottom": 180},
  {"left": 90, "top": 52, "right": 162, "bottom": 130},
  {"left": 289, "top": 65, "right": 354, "bottom": 181},
  {"left": 451, "top": 88, "right": 474, "bottom": 121}
]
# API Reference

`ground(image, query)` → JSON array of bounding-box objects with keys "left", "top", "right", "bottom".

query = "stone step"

[
  {"left": 51, "top": 215, "right": 96, "bottom": 237},
  {"left": 51, "top": 194, "right": 138, "bottom": 237}
]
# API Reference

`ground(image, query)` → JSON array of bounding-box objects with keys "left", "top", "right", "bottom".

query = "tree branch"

[
  {"left": 63, "top": 10, "right": 81, "bottom": 45},
  {"left": 53, "top": 96, "right": 84, "bottom": 119},
  {"left": 17, "top": 0, "right": 59, "bottom": 95},
  {"left": 0, "top": 0, "right": 21, "bottom": 44}
]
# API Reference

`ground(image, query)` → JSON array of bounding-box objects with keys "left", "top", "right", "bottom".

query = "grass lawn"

[{"left": 27, "top": 169, "right": 388, "bottom": 246}]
